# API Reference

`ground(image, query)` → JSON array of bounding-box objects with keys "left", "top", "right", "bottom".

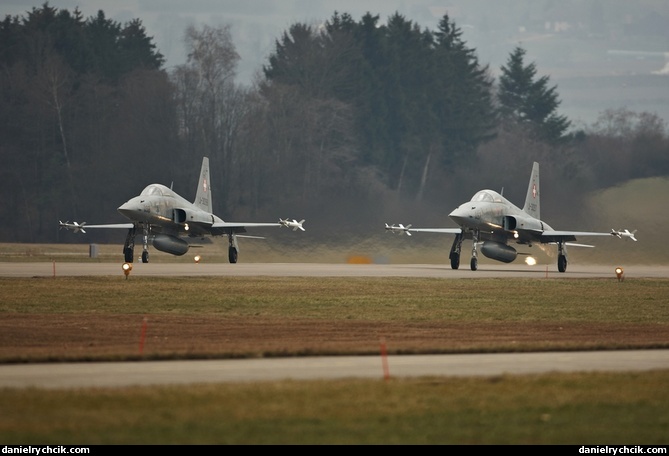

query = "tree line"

[{"left": 1, "top": 3, "right": 667, "bottom": 243}]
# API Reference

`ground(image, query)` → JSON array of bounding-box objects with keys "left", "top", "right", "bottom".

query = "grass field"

[
  {"left": 0, "top": 274, "right": 668, "bottom": 444},
  {"left": 3, "top": 371, "right": 668, "bottom": 444}
]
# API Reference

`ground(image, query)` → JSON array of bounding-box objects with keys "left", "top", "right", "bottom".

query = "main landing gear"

[
  {"left": 123, "top": 227, "right": 136, "bottom": 263},
  {"left": 449, "top": 231, "right": 479, "bottom": 271},
  {"left": 557, "top": 241, "right": 568, "bottom": 273},
  {"left": 123, "top": 225, "right": 150, "bottom": 263},
  {"left": 227, "top": 233, "right": 239, "bottom": 264},
  {"left": 449, "top": 233, "right": 462, "bottom": 269}
]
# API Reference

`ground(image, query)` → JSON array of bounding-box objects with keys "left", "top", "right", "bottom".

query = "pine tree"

[
  {"left": 498, "top": 46, "right": 570, "bottom": 143},
  {"left": 432, "top": 14, "right": 497, "bottom": 163}
]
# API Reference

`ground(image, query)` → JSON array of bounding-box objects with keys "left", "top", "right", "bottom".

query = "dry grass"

[
  {"left": 1, "top": 276, "right": 667, "bottom": 363},
  {"left": 3, "top": 370, "right": 669, "bottom": 444}
]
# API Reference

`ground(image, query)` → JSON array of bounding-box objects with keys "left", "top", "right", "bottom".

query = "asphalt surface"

[
  {"left": 1, "top": 261, "right": 667, "bottom": 278},
  {"left": 1, "top": 350, "right": 668, "bottom": 389},
  {"left": 1, "top": 261, "right": 667, "bottom": 389}
]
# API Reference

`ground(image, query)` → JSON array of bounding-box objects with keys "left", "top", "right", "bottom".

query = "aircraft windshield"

[
  {"left": 140, "top": 185, "right": 164, "bottom": 196},
  {"left": 470, "top": 190, "right": 502, "bottom": 203}
]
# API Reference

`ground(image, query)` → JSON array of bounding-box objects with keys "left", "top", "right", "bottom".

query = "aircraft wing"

[
  {"left": 389, "top": 225, "right": 637, "bottom": 243},
  {"left": 212, "top": 222, "right": 282, "bottom": 229},
  {"left": 385, "top": 223, "right": 461, "bottom": 236},
  {"left": 540, "top": 229, "right": 638, "bottom": 244},
  {"left": 78, "top": 223, "right": 135, "bottom": 229},
  {"left": 59, "top": 221, "right": 134, "bottom": 233},
  {"left": 409, "top": 228, "right": 462, "bottom": 234},
  {"left": 209, "top": 221, "right": 286, "bottom": 235},
  {"left": 205, "top": 220, "right": 305, "bottom": 240}
]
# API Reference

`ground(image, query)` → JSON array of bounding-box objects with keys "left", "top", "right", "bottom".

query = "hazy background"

[
  {"left": 3, "top": 0, "right": 669, "bottom": 126},
  {"left": 2, "top": 1, "right": 667, "bottom": 266}
]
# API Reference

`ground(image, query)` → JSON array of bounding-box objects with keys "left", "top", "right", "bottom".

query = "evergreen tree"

[
  {"left": 0, "top": 2, "right": 174, "bottom": 242},
  {"left": 432, "top": 14, "right": 497, "bottom": 165},
  {"left": 347, "top": 12, "right": 388, "bottom": 165},
  {"left": 118, "top": 18, "right": 165, "bottom": 71},
  {"left": 261, "top": 11, "right": 499, "bottom": 200},
  {"left": 497, "top": 46, "right": 570, "bottom": 144}
]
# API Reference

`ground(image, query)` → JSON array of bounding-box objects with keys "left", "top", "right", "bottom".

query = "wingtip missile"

[
  {"left": 622, "top": 229, "right": 637, "bottom": 242},
  {"left": 385, "top": 223, "right": 412, "bottom": 236},
  {"left": 611, "top": 228, "right": 638, "bottom": 242},
  {"left": 279, "top": 218, "right": 305, "bottom": 231},
  {"left": 59, "top": 221, "right": 87, "bottom": 234}
]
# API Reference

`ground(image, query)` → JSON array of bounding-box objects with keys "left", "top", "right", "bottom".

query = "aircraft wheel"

[
  {"left": 470, "top": 257, "right": 478, "bottom": 271},
  {"left": 228, "top": 246, "right": 238, "bottom": 264},
  {"left": 124, "top": 248, "right": 134, "bottom": 263},
  {"left": 142, "top": 251, "right": 149, "bottom": 263},
  {"left": 450, "top": 253, "right": 460, "bottom": 270},
  {"left": 558, "top": 254, "right": 567, "bottom": 273}
]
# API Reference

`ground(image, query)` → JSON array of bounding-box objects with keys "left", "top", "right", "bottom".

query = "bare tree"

[
  {"left": 171, "top": 24, "right": 243, "bottom": 210},
  {"left": 585, "top": 108, "right": 669, "bottom": 184}
]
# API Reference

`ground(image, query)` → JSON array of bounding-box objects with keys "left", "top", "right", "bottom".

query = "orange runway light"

[{"left": 615, "top": 267, "right": 624, "bottom": 282}]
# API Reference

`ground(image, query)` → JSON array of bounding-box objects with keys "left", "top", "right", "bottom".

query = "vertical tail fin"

[
  {"left": 194, "top": 157, "right": 213, "bottom": 213},
  {"left": 522, "top": 162, "right": 540, "bottom": 219}
]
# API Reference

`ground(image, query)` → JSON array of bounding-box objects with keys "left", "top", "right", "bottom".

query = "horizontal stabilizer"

[{"left": 566, "top": 242, "right": 595, "bottom": 248}]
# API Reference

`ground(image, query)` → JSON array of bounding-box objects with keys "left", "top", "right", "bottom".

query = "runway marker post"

[
  {"left": 380, "top": 337, "right": 390, "bottom": 380},
  {"left": 52, "top": 260, "right": 56, "bottom": 278}
]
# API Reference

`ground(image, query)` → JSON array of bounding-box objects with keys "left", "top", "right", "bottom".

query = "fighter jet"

[
  {"left": 60, "top": 157, "right": 305, "bottom": 264},
  {"left": 385, "top": 162, "right": 637, "bottom": 272}
]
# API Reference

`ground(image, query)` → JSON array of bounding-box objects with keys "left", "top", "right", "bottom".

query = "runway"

[
  {"left": 1, "top": 350, "right": 668, "bottom": 389},
  {"left": 1, "top": 261, "right": 667, "bottom": 278}
]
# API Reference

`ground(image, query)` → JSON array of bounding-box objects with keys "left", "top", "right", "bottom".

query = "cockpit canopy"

[
  {"left": 470, "top": 190, "right": 503, "bottom": 203},
  {"left": 140, "top": 184, "right": 173, "bottom": 198}
]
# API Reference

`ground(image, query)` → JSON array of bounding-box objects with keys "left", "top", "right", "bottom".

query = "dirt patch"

[{"left": 1, "top": 314, "right": 667, "bottom": 363}]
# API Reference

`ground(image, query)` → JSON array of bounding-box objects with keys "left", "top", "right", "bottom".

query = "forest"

[{"left": 1, "top": 3, "right": 668, "bottom": 243}]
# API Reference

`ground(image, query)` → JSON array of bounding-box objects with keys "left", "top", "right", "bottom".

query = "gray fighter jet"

[
  {"left": 385, "top": 162, "right": 637, "bottom": 272},
  {"left": 60, "top": 157, "right": 305, "bottom": 263}
]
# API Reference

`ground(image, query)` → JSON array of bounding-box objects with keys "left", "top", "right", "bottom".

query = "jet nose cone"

[
  {"left": 117, "top": 201, "right": 132, "bottom": 213},
  {"left": 449, "top": 205, "right": 471, "bottom": 225},
  {"left": 117, "top": 199, "right": 141, "bottom": 219}
]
